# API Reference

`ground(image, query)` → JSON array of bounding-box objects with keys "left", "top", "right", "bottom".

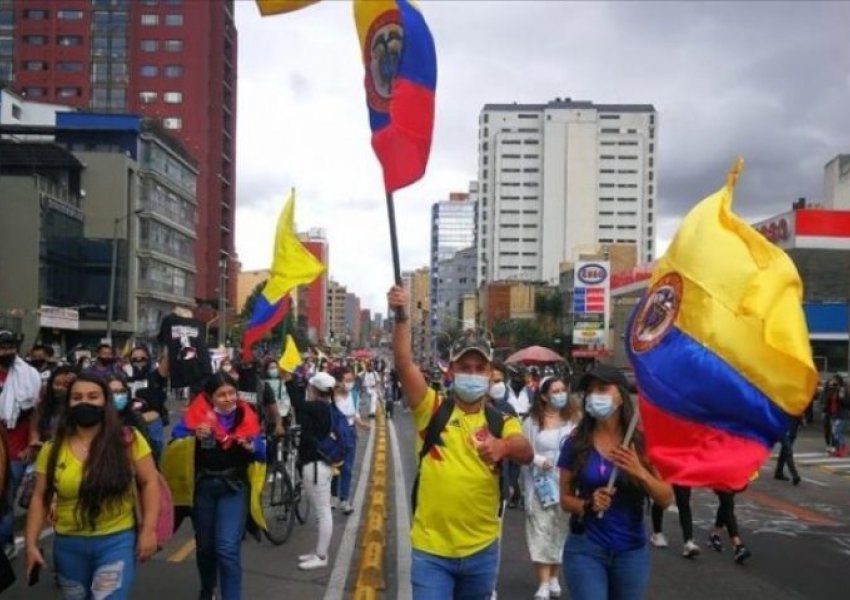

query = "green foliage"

[{"left": 492, "top": 318, "right": 557, "bottom": 352}]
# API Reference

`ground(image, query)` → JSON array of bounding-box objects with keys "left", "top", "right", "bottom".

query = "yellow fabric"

[
  {"left": 411, "top": 388, "right": 522, "bottom": 558},
  {"left": 656, "top": 159, "right": 817, "bottom": 415},
  {"left": 35, "top": 429, "right": 151, "bottom": 536},
  {"left": 279, "top": 334, "right": 303, "bottom": 373},
  {"left": 256, "top": 0, "right": 321, "bottom": 16},
  {"left": 262, "top": 191, "right": 326, "bottom": 302},
  {"left": 248, "top": 462, "right": 268, "bottom": 531},
  {"left": 354, "top": 0, "right": 424, "bottom": 49}
]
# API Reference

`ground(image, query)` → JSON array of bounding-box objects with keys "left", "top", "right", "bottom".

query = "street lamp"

[
  {"left": 106, "top": 209, "right": 142, "bottom": 344},
  {"left": 218, "top": 255, "right": 228, "bottom": 348}
]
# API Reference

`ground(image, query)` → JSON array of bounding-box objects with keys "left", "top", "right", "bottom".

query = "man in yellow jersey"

[{"left": 388, "top": 286, "right": 533, "bottom": 599}]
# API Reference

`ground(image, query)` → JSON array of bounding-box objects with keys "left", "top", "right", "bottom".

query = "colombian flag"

[
  {"left": 242, "top": 191, "right": 325, "bottom": 361},
  {"left": 627, "top": 161, "right": 817, "bottom": 491},
  {"left": 354, "top": 0, "right": 437, "bottom": 193}
]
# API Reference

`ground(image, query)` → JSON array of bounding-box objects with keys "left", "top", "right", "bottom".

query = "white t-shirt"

[
  {"left": 508, "top": 387, "right": 531, "bottom": 415},
  {"left": 362, "top": 372, "right": 379, "bottom": 389},
  {"left": 334, "top": 393, "right": 357, "bottom": 426}
]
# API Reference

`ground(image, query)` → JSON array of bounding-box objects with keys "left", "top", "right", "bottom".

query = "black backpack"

[{"left": 411, "top": 397, "right": 509, "bottom": 516}]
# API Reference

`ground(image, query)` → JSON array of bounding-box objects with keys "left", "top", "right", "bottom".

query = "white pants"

[
  {"left": 366, "top": 387, "right": 378, "bottom": 415},
  {"left": 302, "top": 461, "right": 333, "bottom": 558}
]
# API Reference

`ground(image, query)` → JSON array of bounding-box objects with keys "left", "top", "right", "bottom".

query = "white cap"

[{"left": 309, "top": 372, "right": 336, "bottom": 393}]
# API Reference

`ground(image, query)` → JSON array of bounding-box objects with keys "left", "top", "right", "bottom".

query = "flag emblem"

[
  {"left": 631, "top": 273, "right": 682, "bottom": 354},
  {"left": 365, "top": 9, "right": 402, "bottom": 113}
]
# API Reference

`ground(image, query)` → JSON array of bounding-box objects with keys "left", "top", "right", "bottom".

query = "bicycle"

[{"left": 261, "top": 425, "right": 310, "bottom": 545}]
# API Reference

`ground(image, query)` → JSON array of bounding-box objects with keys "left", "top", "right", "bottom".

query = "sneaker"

[
  {"left": 734, "top": 544, "right": 752, "bottom": 564},
  {"left": 650, "top": 532, "right": 669, "bottom": 548},
  {"left": 682, "top": 540, "right": 701, "bottom": 559},
  {"left": 533, "top": 583, "right": 550, "bottom": 600},
  {"left": 298, "top": 555, "right": 328, "bottom": 570},
  {"left": 341, "top": 500, "right": 354, "bottom": 515},
  {"left": 792, "top": 476, "right": 802, "bottom": 486},
  {"left": 708, "top": 532, "right": 723, "bottom": 552},
  {"left": 298, "top": 553, "right": 317, "bottom": 562},
  {"left": 548, "top": 577, "right": 562, "bottom": 598}
]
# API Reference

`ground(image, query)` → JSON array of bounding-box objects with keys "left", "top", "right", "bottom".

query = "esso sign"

[
  {"left": 757, "top": 218, "right": 790, "bottom": 243},
  {"left": 577, "top": 263, "right": 608, "bottom": 285}
]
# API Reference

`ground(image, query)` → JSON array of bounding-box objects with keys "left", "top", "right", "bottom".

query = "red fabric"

[
  {"left": 372, "top": 78, "right": 435, "bottom": 193},
  {"left": 184, "top": 394, "right": 260, "bottom": 449},
  {"left": 241, "top": 296, "right": 290, "bottom": 362},
  {"left": 0, "top": 370, "right": 30, "bottom": 458},
  {"left": 640, "top": 397, "right": 766, "bottom": 492}
]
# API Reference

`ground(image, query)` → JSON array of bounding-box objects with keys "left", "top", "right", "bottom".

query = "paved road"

[{"left": 7, "top": 404, "right": 850, "bottom": 599}]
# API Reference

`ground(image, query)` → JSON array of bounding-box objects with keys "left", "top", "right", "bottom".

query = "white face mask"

[
  {"left": 488, "top": 381, "right": 507, "bottom": 400},
  {"left": 585, "top": 393, "right": 616, "bottom": 420},
  {"left": 344, "top": 382, "right": 354, "bottom": 391}
]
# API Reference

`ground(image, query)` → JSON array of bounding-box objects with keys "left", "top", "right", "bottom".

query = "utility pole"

[{"left": 218, "top": 255, "right": 228, "bottom": 348}]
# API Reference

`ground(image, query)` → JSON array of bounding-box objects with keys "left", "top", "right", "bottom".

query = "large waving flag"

[
  {"left": 627, "top": 160, "right": 817, "bottom": 491},
  {"left": 354, "top": 0, "right": 437, "bottom": 193},
  {"left": 256, "top": 0, "right": 320, "bottom": 16},
  {"left": 242, "top": 191, "right": 325, "bottom": 361}
]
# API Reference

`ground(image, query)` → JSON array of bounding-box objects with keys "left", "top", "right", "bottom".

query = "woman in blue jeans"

[
  {"left": 558, "top": 365, "right": 672, "bottom": 600},
  {"left": 331, "top": 367, "right": 369, "bottom": 514},
  {"left": 172, "top": 373, "right": 264, "bottom": 600}
]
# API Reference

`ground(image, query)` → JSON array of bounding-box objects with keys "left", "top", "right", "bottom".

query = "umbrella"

[{"left": 505, "top": 345, "right": 565, "bottom": 365}]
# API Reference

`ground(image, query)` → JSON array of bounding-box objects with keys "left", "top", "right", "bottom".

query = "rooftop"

[
  {"left": 0, "top": 140, "right": 83, "bottom": 170},
  {"left": 483, "top": 98, "right": 655, "bottom": 113}
]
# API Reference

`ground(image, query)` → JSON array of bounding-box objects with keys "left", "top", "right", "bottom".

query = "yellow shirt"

[
  {"left": 35, "top": 429, "right": 151, "bottom": 536},
  {"left": 411, "top": 388, "right": 523, "bottom": 558}
]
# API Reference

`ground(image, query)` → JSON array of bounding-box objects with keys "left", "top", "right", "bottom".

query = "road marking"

[
  {"left": 13, "top": 527, "right": 53, "bottom": 554},
  {"left": 166, "top": 539, "right": 196, "bottom": 563},
  {"left": 388, "top": 418, "right": 412, "bottom": 600},
  {"left": 323, "top": 420, "right": 376, "bottom": 600},
  {"left": 796, "top": 457, "right": 850, "bottom": 466},
  {"left": 743, "top": 489, "right": 842, "bottom": 526},
  {"left": 801, "top": 477, "right": 829, "bottom": 487}
]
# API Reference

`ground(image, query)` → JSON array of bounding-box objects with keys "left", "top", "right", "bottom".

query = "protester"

[
  {"left": 27, "top": 343, "right": 55, "bottom": 384},
  {"left": 106, "top": 376, "right": 152, "bottom": 445},
  {"left": 775, "top": 417, "right": 802, "bottom": 485},
  {"left": 650, "top": 485, "right": 700, "bottom": 558},
  {"left": 506, "top": 364, "right": 532, "bottom": 418},
  {"left": 170, "top": 372, "right": 265, "bottom": 600},
  {"left": 263, "top": 358, "right": 292, "bottom": 431},
  {"left": 388, "top": 285, "right": 533, "bottom": 598},
  {"left": 488, "top": 362, "right": 518, "bottom": 417},
  {"left": 0, "top": 329, "right": 41, "bottom": 558},
  {"left": 361, "top": 363, "right": 380, "bottom": 418},
  {"left": 82, "top": 343, "right": 125, "bottom": 380},
  {"left": 32, "top": 366, "right": 76, "bottom": 444},
  {"left": 822, "top": 375, "right": 843, "bottom": 451},
  {"left": 124, "top": 346, "right": 169, "bottom": 463},
  {"left": 708, "top": 491, "right": 751, "bottom": 564},
  {"left": 24, "top": 373, "right": 160, "bottom": 599},
  {"left": 331, "top": 367, "right": 369, "bottom": 515},
  {"left": 558, "top": 364, "right": 672, "bottom": 600},
  {"left": 832, "top": 380, "right": 850, "bottom": 457},
  {"left": 522, "top": 376, "right": 577, "bottom": 600}
]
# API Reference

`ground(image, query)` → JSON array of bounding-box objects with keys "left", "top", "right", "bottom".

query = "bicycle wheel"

[
  {"left": 262, "top": 466, "right": 296, "bottom": 545},
  {"left": 294, "top": 478, "right": 311, "bottom": 524}
]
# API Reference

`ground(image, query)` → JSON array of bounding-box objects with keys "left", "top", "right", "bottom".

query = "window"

[
  {"left": 618, "top": 155, "right": 638, "bottom": 160},
  {"left": 57, "top": 10, "right": 84, "bottom": 20},
  {"left": 523, "top": 154, "right": 539, "bottom": 159},
  {"left": 600, "top": 197, "right": 615, "bottom": 202},
  {"left": 24, "top": 9, "right": 48, "bottom": 20},
  {"left": 523, "top": 168, "right": 539, "bottom": 173},
  {"left": 139, "top": 91, "right": 158, "bottom": 103},
  {"left": 601, "top": 128, "right": 620, "bottom": 134},
  {"left": 164, "top": 91, "right": 182, "bottom": 103},
  {"left": 23, "top": 87, "right": 47, "bottom": 98},
  {"left": 57, "top": 61, "right": 83, "bottom": 72},
  {"left": 618, "top": 211, "right": 637, "bottom": 216},
  {"left": 599, "top": 114, "right": 620, "bottom": 120},
  {"left": 600, "top": 154, "right": 615, "bottom": 160},
  {"left": 141, "top": 14, "right": 159, "bottom": 26},
  {"left": 58, "top": 36, "right": 83, "bottom": 47},
  {"left": 502, "top": 140, "right": 520, "bottom": 145},
  {"left": 165, "top": 14, "right": 183, "bottom": 26},
  {"left": 24, "top": 35, "right": 48, "bottom": 46},
  {"left": 57, "top": 87, "right": 81, "bottom": 98},
  {"left": 141, "top": 40, "right": 158, "bottom": 52},
  {"left": 24, "top": 61, "right": 48, "bottom": 71},
  {"left": 0, "top": 36, "right": 12, "bottom": 54},
  {"left": 600, "top": 211, "right": 614, "bottom": 216},
  {"left": 618, "top": 141, "right": 638, "bottom": 146},
  {"left": 164, "top": 39, "right": 183, "bottom": 52},
  {"left": 518, "top": 113, "right": 537, "bottom": 119},
  {"left": 163, "top": 117, "right": 182, "bottom": 130},
  {"left": 140, "top": 65, "right": 158, "bottom": 77},
  {"left": 599, "top": 169, "right": 615, "bottom": 174},
  {"left": 518, "top": 128, "right": 538, "bottom": 133},
  {"left": 164, "top": 65, "right": 183, "bottom": 78},
  {"left": 11, "top": 104, "right": 21, "bottom": 119},
  {"left": 0, "top": 9, "right": 14, "bottom": 26}
]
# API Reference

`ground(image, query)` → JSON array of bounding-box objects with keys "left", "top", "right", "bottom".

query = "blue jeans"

[
  {"left": 834, "top": 418, "right": 849, "bottom": 449},
  {"left": 0, "top": 460, "right": 26, "bottom": 546},
  {"left": 331, "top": 435, "right": 357, "bottom": 501},
  {"left": 146, "top": 417, "right": 164, "bottom": 464},
  {"left": 411, "top": 540, "right": 500, "bottom": 600},
  {"left": 53, "top": 529, "right": 136, "bottom": 600},
  {"left": 563, "top": 533, "right": 650, "bottom": 600},
  {"left": 192, "top": 477, "right": 249, "bottom": 600}
]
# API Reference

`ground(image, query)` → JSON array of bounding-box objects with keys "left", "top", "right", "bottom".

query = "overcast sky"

[{"left": 234, "top": 0, "right": 850, "bottom": 313}]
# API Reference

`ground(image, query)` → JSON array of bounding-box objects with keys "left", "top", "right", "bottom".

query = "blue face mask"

[
  {"left": 453, "top": 374, "right": 490, "bottom": 404},
  {"left": 585, "top": 393, "right": 616, "bottom": 420},
  {"left": 113, "top": 392, "right": 129, "bottom": 412},
  {"left": 549, "top": 392, "right": 568, "bottom": 409}
]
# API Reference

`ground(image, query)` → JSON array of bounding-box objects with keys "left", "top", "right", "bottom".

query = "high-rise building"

[
  {"left": 825, "top": 154, "right": 850, "bottom": 210},
  {"left": 344, "top": 291, "right": 361, "bottom": 347},
  {"left": 296, "top": 228, "right": 328, "bottom": 344},
  {"left": 0, "top": 0, "right": 237, "bottom": 313},
  {"left": 326, "top": 279, "right": 347, "bottom": 345},
  {"left": 476, "top": 98, "right": 657, "bottom": 286}
]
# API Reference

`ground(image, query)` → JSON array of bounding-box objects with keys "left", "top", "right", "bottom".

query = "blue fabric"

[
  {"left": 53, "top": 529, "right": 136, "bottom": 600},
  {"left": 0, "top": 460, "right": 26, "bottom": 546},
  {"left": 558, "top": 438, "right": 646, "bottom": 552},
  {"left": 331, "top": 427, "right": 357, "bottom": 501},
  {"left": 146, "top": 416, "right": 164, "bottom": 464},
  {"left": 563, "top": 533, "right": 650, "bottom": 600},
  {"left": 411, "top": 541, "right": 499, "bottom": 599},
  {"left": 192, "top": 477, "right": 249, "bottom": 600}
]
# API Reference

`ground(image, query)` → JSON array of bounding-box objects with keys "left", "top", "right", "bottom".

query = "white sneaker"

[
  {"left": 330, "top": 497, "right": 339, "bottom": 510},
  {"left": 533, "top": 583, "right": 550, "bottom": 600},
  {"left": 298, "top": 555, "right": 328, "bottom": 570},
  {"left": 650, "top": 532, "right": 669, "bottom": 548},
  {"left": 682, "top": 540, "right": 701, "bottom": 559},
  {"left": 298, "top": 553, "right": 316, "bottom": 562},
  {"left": 548, "top": 577, "right": 561, "bottom": 598},
  {"left": 341, "top": 500, "right": 354, "bottom": 515}
]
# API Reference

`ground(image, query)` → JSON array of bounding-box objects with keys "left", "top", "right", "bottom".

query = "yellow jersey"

[{"left": 411, "top": 388, "right": 523, "bottom": 558}]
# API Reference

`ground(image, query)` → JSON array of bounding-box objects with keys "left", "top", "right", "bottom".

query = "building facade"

[
  {"left": 476, "top": 98, "right": 657, "bottom": 287},
  {"left": 0, "top": 0, "right": 237, "bottom": 312},
  {"left": 825, "top": 154, "right": 850, "bottom": 210},
  {"left": 326, "top": 279, "right": 347, "bottom": 346},
  {"left": 295, "top": 229, "right": 328, "bottom": 344}
]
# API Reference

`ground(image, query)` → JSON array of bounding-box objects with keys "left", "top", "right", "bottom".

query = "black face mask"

[
  {"left": 52, "top": 388, "right": 68, "bottom": 402},
  {"left": 98, "top": 357, "right": 115, "bottom": 366},
  {"left": 510, "top": 379, "right": 525, "bottom": 394},
  {"left": 69, "top": 403, "right": 105, "bottom": 428},
  {"left": 29, "top": 359, "right": 46, "bottom": 370},
  {"left": 0, "top": 354, "right": 16, "bottom": 368}
]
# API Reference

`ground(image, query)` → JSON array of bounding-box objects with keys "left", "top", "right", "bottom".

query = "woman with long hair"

[
  {"left": 558, "top": 364, "right": 672, "bottom": 600},
  {"left": 170, "top": 372, "right": 264, "bottom": 600},
  {"left": 331, "top": 367, "right": 369, "bottom": 515},
  {"left": 24, "top": 373, "right": 160, "bottom": 599},
  {"left": 32, "top": 366, "right": 76, "bottom": 443},
  {"left": 522, "top": 375, "right": 579, "bottom": 600},
  {"left": 124, "top": 345, "right": 168, "bottom": 464},
  {"left": 105, "top": 376, "right": 151, "bottom": 447}
]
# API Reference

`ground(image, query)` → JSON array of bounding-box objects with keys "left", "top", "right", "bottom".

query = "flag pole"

[
  {"left": 386, "top": 191, "right": 406, "bottom": 320},
  {"left": 597, "top": 400, "right": 641, "bottom": 519}
]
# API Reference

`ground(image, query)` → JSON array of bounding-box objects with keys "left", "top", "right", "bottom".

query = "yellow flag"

[
  {"left": 256, "top": 0, "right": 321, "bottom": 16},
  {"left": 279, "top": 334, "right": 303, "bottom": 373},
  {"left": 263, "top": 190, "right": 326, "bottom": 303}
]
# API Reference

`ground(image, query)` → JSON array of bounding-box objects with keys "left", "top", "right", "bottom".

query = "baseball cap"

[
  {"left": 578, "top": 363, "right": 628, "bottom": 392},
  {"left": 0, "top": 330, "right": 19, "bottom": 347},
  {"left": 449, "top": 330, "right": 494, "bottom": 363},
  {"left": 309, "top": 372, "right": 336, "bottom": 393}
]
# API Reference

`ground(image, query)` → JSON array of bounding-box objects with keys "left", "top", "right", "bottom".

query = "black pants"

[
  {"left": 825, "top": 414, "right": 834, "bottom": 447},
  {"left": 714, "top": 491, "right": 739, "bottom": 539},
  {"left": 776, "top": 426, "right": 800, "bottom": 480},
  {"left": 651, "top": 485, "right": 693, "bottom": 541}
]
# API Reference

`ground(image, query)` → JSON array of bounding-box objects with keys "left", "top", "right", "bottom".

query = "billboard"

[{"left": 572, "top": 261, "right": 610, "bottom": 347}]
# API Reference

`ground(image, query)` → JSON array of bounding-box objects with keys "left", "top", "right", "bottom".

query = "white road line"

[
  {"left": 323, "top": 423, "right": 376, "bottom": 600},
  {"left": 14, "top": 527, "right": 54, "bottom": 553},
  {"left": 389, "top": 418, "right": 412, "bottom": 600},
  {"left": 797, "top": 457, "right": 850, "bottom": 466},
  {"left": 801, "top": 477, "right": 829, "bottom": 487}
]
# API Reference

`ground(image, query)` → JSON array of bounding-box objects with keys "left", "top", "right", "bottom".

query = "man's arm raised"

[{"left": 387, "top": 285, "right": 428, "bottom": 411}]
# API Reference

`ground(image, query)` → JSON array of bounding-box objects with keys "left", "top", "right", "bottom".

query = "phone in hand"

[{"left": 28, "top": 557, "right": 41, "bottom": 587}]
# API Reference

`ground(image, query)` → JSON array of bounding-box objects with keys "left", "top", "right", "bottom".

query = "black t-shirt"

[
  {"left": 287, "top": 380, "right": 330, "bottom": 465},
  {"left": 128, "top": 369, "right": 168, "bottom": 418},
  {"left": 194, "top": 405, "right": 255, "bottom": 475},
  {"left": 157, "top": 314, "right": 212, "bottom": 389}
]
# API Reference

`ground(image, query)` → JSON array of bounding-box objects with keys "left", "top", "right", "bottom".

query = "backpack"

[
  {"left": 411, "top": 398, "right": 508, "bottom": 516},
  {"left": 123, "top": 428, "right": 175, "bottom": 550},
  {"left": 316, "top": 403, "right": 351, "bottom": 467}
]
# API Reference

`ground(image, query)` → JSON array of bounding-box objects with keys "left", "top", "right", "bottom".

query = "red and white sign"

[{"left": 754, "top": 209, "right": 850, "bottom": 250}]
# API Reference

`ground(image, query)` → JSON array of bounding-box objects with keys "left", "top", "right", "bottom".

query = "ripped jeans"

[{"left": 53, "top": 529, "right": 136, "bottom": 600}]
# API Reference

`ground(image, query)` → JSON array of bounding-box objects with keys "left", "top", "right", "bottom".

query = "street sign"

[{"left": 572, "top": 261, "right": 610, "bottom": 347}]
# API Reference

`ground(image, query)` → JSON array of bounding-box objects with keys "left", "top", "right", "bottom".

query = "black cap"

[
  {"left": 449, "top": 330, "right": 494, "bottom": 363},
  {"left": 578, "top": 363, "right": 628, "bottom": 391},
  {"left": 0, "top": 330, "right": 18, "bottom": 346}
]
